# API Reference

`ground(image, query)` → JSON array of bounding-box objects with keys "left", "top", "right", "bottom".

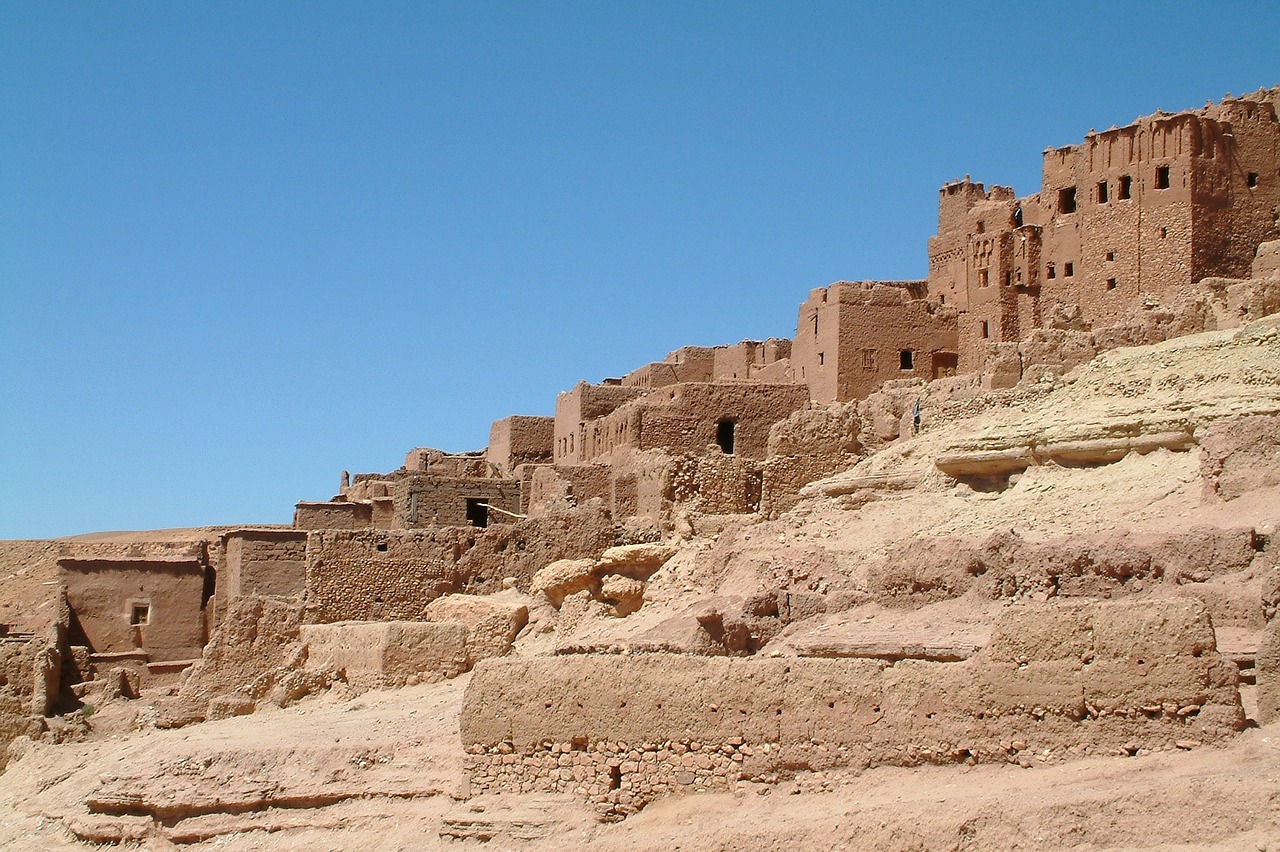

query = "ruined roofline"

[
  {"left": 57, "top": 555, "right": 203, "bottom": 568},
  {"left": 1036, "top": 87, "right": 1278, "bottom": 161},
  {"left": 217, "top": 527, "right": 305, "bottom": 540}
]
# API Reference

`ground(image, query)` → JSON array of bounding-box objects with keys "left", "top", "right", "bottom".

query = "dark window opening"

[
  {"left": 1013, "top": 206, "right": 1023, "bottom": 227},
  {"left": 900, "top": 350, "right": 914, "bottom": 370},
  {"left": 376, "top": 542, "right": 388, "bottom": 552},
  {"left": 201, "top": 566, "right": 216, "bottom": 610},
  {"left": 1105, "top": 251, "right": 1115, "bottom": 261},
  {"left": 1155, "top": 165, "right": 1170, "bottom": 189},
  {"left": 1097, "top": 180, "right": 1108, "bottom": 203},
  {"left": 812, "top": 315, "right": 819, "bottom": 336},
  {"left": 980, "top": 320, "right": 990, "bottom": 339},
  {"left": 716, "top": 419, "right": 736, "bottom": 455},
  {"left": 1003, "top": 271, "right": 1012, "bottom": 287},
  {"left": 979, "top": 269, "right": 989, "bottom": 287},
  {"left": 1047, "top": 264, "right": 1056, "bottom": 279},
  {"left": 608, "top": 765, "right": 622, "bottom": 790},
  {"left": 1064, "top": 262, "right": 1075, "bottom": 277},
  {"left": 1248, "top": 172, "right": 1259, "bottom": 188},
  {"left": 939, "top": 293, "right": 945, "bottom": 304},
  {"left": 130, "top": 603, "right": 150, "bottom": 626},
  {"left": 1058, "top": 186, "right": 1077, "bottom": 213},
  {"left": 1160, "top": 226, "right": 1168, "bottom": 239},
  {"left": 817, "top": 352, "right": 824, "bottom": 365},
  {"left": 465, "top": 498, "right": 489, "bottom": 528},
  {"left": 1106, "top": 278, "right": 1117, "bottom": 290},
  {"left": 1118, "top": 175, "right": 1132, "bottom": 199}
]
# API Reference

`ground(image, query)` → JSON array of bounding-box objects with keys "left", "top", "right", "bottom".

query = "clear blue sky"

[{"left": 2, "top": 2, "right": 1277, "bottom": 538}]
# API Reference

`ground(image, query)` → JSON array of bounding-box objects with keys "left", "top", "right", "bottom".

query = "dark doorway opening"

[
  {"left": 716, "top": 419, "right": 736, "bottom": 455},
  {"left": 465, "top": 498, "right": 489, "bottom": 528}
]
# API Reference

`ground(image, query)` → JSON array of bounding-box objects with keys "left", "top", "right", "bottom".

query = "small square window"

[
  {"left": 1118, "top": 175, "right": 1132, "bottom": 200},
  {"left": 1155, "top": 166, "right": 1170, "bottom": 189},
  {"left": 130, "top": 603, "right": 150, "bottom": 626},
  {"left": 1106, "top": 278, "right": 1117, "bottom": 290},
  {"left": 1064, "top": 262, "right": 1075, "bottom": 277},
  {"left": 1105, "top": 251, "right": 1115, "bottom": 262},
  {"left": 1046, "top": 264, "right": 1056, "bottom": 279}
]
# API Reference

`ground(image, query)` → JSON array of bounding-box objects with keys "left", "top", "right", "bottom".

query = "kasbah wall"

[{"left": 4, "top": 88, "right": 1280, "bottom": 773}]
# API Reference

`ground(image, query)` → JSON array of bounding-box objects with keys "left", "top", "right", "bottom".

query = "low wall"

[
  {"left": 462, "top": 600, "right": 1241, "bottom": 818},
  {"left": 300, "top": 621, "right": 469, "bottom": 691}
]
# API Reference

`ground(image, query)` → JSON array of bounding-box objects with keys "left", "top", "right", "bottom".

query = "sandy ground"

[{"left": 1, "top": 676, "right": 1277, "bottom": 850}]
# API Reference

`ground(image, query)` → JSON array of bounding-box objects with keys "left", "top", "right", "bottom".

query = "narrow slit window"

[
  {"left": 817, "top": 352, "right": 824, "bottom": 365},
  {"left": 980, "top": 320, "right": 990, "bottom": 339}
]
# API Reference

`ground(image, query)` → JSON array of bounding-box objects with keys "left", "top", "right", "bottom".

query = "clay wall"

[
  {"left": 59, "top": 557, "right": 207, "bottom": 662},
  {"left": 487, "top": 416, "right": 554, "bottom": 475},
  {"left": 793, "top": 282, "right": 958, "bottom": 403},
  {"left": 582, "top": 382, "right": 810, "bottom": 464},
  {"left": 525, "top": 464, "right": 613, "bottom": 517},
  {"left": 554, "top": 382, "right": 647, "bottom": 465},
  {"left": 302, "top": 529, "right": 468, "bottom": 623},
  {"left": 222, "top": 529, "right": 307, "bottom": 600},
  {"left": 392, "top": 475, "right": 520, "bottom": 529},
  {"left": 710, "top": 339, "right": 793, "bottom": 381},
  {"left": 404, "top": 448, "right": 497, "bottom": 477},
  {"left": 455, "top": 505, "right": 619, "bottom": 591},
  {"left": 462, "top": 600, "right": 1241, "bottom": 818},
  {"left": 294, "top": 501, "right": 372, "bottom": 530},
  {"left": 622, "top": 346, "right": 716, "bottom": 389},
  {"left": 300, "top": 621, "right": 469, "bottom": 691}
]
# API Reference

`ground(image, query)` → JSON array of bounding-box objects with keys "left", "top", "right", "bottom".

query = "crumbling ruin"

[{"left": 2, "top": 88, "right": 1280, "bottom": 846}]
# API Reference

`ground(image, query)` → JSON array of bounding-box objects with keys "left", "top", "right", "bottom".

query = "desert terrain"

[{"left": 1, "top": 314, "right": 1278, "bottom": 850}]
